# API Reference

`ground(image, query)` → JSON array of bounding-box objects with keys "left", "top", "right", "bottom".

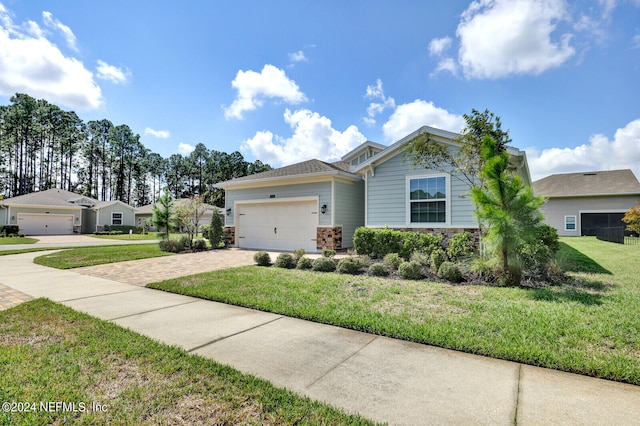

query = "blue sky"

[{"left": 1, "top": 0, "right": 639, "bottom": 181}]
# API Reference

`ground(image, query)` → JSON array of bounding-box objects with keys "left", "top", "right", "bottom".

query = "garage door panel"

[
  {"left": 18, "top": 213, "right": 74, "bottom": 235},
  {"left": 237, "top": 201, "right": 317, "bottom": 252}
]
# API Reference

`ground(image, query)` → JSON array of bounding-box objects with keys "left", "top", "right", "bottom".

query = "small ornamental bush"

[
  {"left": 446, "top": 232, "right": 476, "bottom": 261},
  {"left": 0, "top": 225, "right": 20, "bottom": 235},
  {"left": 312, "top": 257, "right": 336, "bottom": 272},
  {"left": 292, "top": 248, "right": 306, "bottom": 262},
  {"left": 253, "top": 251, "right": 272, "bottom": 266},
  {"left": 159, "top": 239, "right": 184, "bottom": 253},
  {"left": 430, "top": 249, "right": 447, "bottom": 271},
  {"left": 398, "top": 261, "right": 422, "bottom": 280},
  {"left": 336, "top": 257, "right": 362, "bottom": 275},
  {"left": 400, "top": 232, "right": 443, "bottom": 259},
  {"left": 275, "top": 253, "right": 296, "bottom": 269},
  {"left": 192, "top": 238, "right": 207, "bottom": 252},
  {"left": 296, "top": 256, "right": 313, "bottom": 270},
  {"left": 438, "top": 261, "right": 463, "bottom": 283},
  {"left": 383, "top": 253, "right": 402, "bottom": 270},
  {"left": 410, "top": 251, "right": 430, "bottom": 266},
  {"left": 368, "top": 263, "right": 389, "bottom": 277},
  {"left": 322, "top": 248, "right": 336, "bottom": 258}
]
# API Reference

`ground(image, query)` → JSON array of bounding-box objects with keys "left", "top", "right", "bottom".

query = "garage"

[
  {"left": 18, "top": 213, "right": 74, "bottom": 235},
  {"left": 236, "top": 201, "right": 318, "bottom": 252}
]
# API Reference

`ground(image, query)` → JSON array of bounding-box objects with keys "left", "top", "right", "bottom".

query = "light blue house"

[{"left": 217, "top": 126, "right": 531, "bottom": 252}]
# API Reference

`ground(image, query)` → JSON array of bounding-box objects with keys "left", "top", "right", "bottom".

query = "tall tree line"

[{"left": 0, "top": 93, "right": 271, "bottom": 206}]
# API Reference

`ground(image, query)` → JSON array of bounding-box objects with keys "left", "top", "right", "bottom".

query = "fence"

[{"left": 596, "top": 227, "right": 640, "bottom": 245}]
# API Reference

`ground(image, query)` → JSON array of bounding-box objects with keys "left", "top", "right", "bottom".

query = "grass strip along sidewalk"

[
  {"left": 32, "top": 244, "right": 172, "bottom": 269},
  {"left": 149, "top": 237, "right": 640, "bottom": 386},
  {"left": 0, "top": 299, "right": 375, "bottom": 425}
]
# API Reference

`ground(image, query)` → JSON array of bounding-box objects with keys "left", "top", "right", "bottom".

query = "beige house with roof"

[
  {"left": 0, "top": 188, "right": 136, "bottom": 235},
  {"left": 533, "top": 169, "right": 640, "bottom": 236}
]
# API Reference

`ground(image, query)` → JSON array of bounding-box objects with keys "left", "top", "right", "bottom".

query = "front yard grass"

[
  {"left": 0, "top": 299, "right": 373, "bottom": 425},
  {"left": 149, "top": 237, "right": 640, "bottom": 386},
  {"left": 0, "top": 236, "right": 38, "bottom": 245},
  {"left": 33, "top": 244, "right": 172, "bottom": 269}
]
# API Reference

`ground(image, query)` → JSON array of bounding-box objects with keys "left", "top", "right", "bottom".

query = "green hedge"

[
  {"left": 104, "top": 225, "right": 144, "bottom": 234},
  {"left": 353, "top": 227, "right": 443, "bottom": 259},
  {"left": 0, "top": 225, "right": 20, "bottom": 236}
]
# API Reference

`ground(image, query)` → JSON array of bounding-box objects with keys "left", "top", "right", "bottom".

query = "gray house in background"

[
  {"left": 533, "top": 169, "right": 640, "bottom": 237},
  {"left": 217, "top": 126, "right": 531, "bottom": 252},
  {"left": 0, "top": 189, "right": 136, "bottom": 235}
]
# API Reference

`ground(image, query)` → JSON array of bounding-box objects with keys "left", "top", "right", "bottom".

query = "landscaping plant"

[
  {"left": 312, "top": 257, "right": 336, "bottom": 272},
  {"left": 152, "top": 188, "right": 174, "bottom": 240},
  {"left": 275, "top": 253, "right": 296, "bottom": 269},
  {"left": 398, "top": 260, "right": 422, "bottom": 280},
  {"left": 253, "top": 251, "right": 271, "bottom": 266}
]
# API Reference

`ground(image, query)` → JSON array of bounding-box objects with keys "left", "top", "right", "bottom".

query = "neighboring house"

[
  {"left": 135, "top": 198, "right": 223, "bottom": 230},
  {"left": 0, "top": 188, "right": 136, "bottom": 235},
  {"left": 217, "top": 125, "right": 531, "bottom": 252},
  {"left": 533, "top": 169, "right": 640, "bottom": 237}
]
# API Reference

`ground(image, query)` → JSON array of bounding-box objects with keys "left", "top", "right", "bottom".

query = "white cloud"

[
  {"left": 96, "top": 60, "right": 130, "bottom": 84},
  {"left": 224, "top": 64, "right": 307, "bottom": 120},
  {"left": 382, "top": 100, "right": 465, "bottom": 142},
  {"left": 241, "top": 108, "right": 367, "bottom": 167},
  {"left": 288, "top": 50, "right": 307, "bottom": 63},
  {"left": 433, "top": 58, "right": 458, "bottom": 76},
  {"left": 454, "top": 0, "right": 575, "bottom": 79},
  {"left": 145, "top": 127, "right": 170, "bottom": 139},
  {"left": 428, "top": 37, "right": 452, "bottom": 56},
  {"left": 178, "top": 143, "right": 195, "bottom": 155},
  {"left": 0, "top": 4, "right": 102, "bottom": 109},
  {"left": 527, "top": 119, "right": 640, "bottom": 181},
  {"left": 363, "top": 79, "right": 395, "bottom": 126},
  {"left": 42, "top": 11, "right": 78, "bottom": 52},
  {"left": 633, "top": 33, "right": 640, "bottom": 49}
]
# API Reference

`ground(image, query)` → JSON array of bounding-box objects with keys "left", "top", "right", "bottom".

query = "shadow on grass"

[
  {"left": 528, "top": 287, "right": 605, "bottom": 306},
  {"left": 557, "top": 242, "right": 612, "bottom": 275}
]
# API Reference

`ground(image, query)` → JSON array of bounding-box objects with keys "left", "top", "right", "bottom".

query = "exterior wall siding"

[
  {"left": 333, "top": 179, "right": 365, "bottom": 248},
  {"left": 0, "top": 208, "right": 7, "bottom": 226},
  {"left": 366, "top": 149, "right": 478, "bottom": 228},
  {"left": 96, "top": 204, "right": 136, "bottom": 228},
  {"left": 225, "top": 181, "right": 332, "bottom": 227},
  {"left": 541, "top": 195, "right": 640, "bottom": 236}
]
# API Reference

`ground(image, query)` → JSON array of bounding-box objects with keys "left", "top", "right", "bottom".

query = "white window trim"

[
  {"left": 564, "top": 215, "right": 577, "bottom": 232},
  {"left": 405, "top": 173, "right": 451, "bottom": 227},
  {"left": 111, "top": 212, "right": 124, "bottom": 225}
]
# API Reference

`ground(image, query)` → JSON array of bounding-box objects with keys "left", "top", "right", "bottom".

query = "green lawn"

[
  {"left": 0, "top": 236, "right": 38, "bottom": 245},
  {"left": 0, "top": 299, "right": 373, "bottom": 425},
  {"left": 89, "top": 232, "right": 162, "bottom": 241},
  {"left": 33, "top": 244, "right": 172, "bottom": 269},
  {"left": 149, "top": 237, "right": 640, "bottom": 386}
]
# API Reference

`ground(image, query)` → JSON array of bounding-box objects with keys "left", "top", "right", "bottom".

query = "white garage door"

[
  {"left": 18, "top": 213, "right": 74, "bottom": 235},
  {"left": 237, "top": 201, "right": 318, "bottom": 252}
]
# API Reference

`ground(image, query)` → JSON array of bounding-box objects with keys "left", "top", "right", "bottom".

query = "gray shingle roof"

[
  {"left": 0, "top": 188, "right": 98, "bottom": 207},
  {"left": 217, "top": 159, "right": 358, "bottom": 185},
  {"left": 533, "top": 169, "right": 640, "bottom": 197}
]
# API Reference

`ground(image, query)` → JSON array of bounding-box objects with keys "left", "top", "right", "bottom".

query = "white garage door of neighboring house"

[
  {"left": 237, "top": 201, "right": 318, "bottom": 252},
  {"left": 18, "top": 213, "right": 74, "bottom": 235}
]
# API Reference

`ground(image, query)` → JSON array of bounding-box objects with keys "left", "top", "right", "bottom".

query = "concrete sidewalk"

[{"left": 1, "top": 252, "right": 640, "bottom": 425}]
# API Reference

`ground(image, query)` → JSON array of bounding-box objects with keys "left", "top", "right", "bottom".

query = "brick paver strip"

[{"left": 0, "top": 283, "right": 33, "bottom": 310}]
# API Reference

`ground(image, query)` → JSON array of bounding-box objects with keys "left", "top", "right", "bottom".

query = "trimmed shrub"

[
  {"left": 535, "top": 224, "right": 560, "bottom": 253},
  {"left": 430, "top": 249, "right": 447, "bottom": 271},
  {"left": 368, "top": 263, "right": 389, "bottom": 277},
  {"left": 275, "top": 253, "right": 296, "bottom": 269},
  {"left": 0, "top": 225, "right": 19, "bottom": 235},
  {"left": 336, "top": 257, "right": 362, "bottom": 274},
  {"left": 353, "top": 227, "right": 444, "bottom": 259},
  {"left": 383, "top": 253, "right": 402, "bottom": 270},
  {"left": 446, "top": 232, "right": 476, "bottom": 261},
  {"left": 104, "top": 225, "right": 143, "bottom": 234},
  {"left": 253, "top": 251, "right": 271, "bottom": 266},
  {"left": 398, "top": 261, "right": 422, "bottom": 280},
  {"left": 192, "top": 238, "right": 207, "bottom": 252},
  {"left": 322, "top": 248, "right": 336, "bottom": 258},
  {"left": 410, "top": 251, "right": 430, "bottom": 266},
  {"left": 179, "top": 235, "right": 191, "bottom": 249},
  {"left": 292, "top": 248, "right": 306, "bottom": 262},
  {"left": 159, "top": 239, "right": 184, "bottom": 253},
  {"left": 205, "top": 212, "right": 224, "bottom": 248},
  {"left": 296, "top": 256, "right": 313, "bottom": 270},
  {"left": 438, "top": 262, "right": 463, "bottom": 283},
  {"left": 312, "top": 257, "right": 336, "bottom": 272}
]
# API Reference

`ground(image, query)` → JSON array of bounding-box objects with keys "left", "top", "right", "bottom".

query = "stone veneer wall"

[
  {"left": 224, "top": 226, "right": 235, "bottom": 246},
  {"left": 317, "top": 226, "right": 342, "bottom": 250}
]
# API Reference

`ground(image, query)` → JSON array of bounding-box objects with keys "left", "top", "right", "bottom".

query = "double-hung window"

[
  {"left": 112, "top": 212, "right": 123, "bottom": 225},
  {"left": 408, "top": 175, "right": 448, "bottom": 224},
  {"left": 565, "top": 215, "right": 576, "bottom": 231}
]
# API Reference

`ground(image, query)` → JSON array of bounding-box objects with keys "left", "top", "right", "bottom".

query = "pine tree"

[{"left": 152, "top": 188, "right": 173, "bottom": 240}]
